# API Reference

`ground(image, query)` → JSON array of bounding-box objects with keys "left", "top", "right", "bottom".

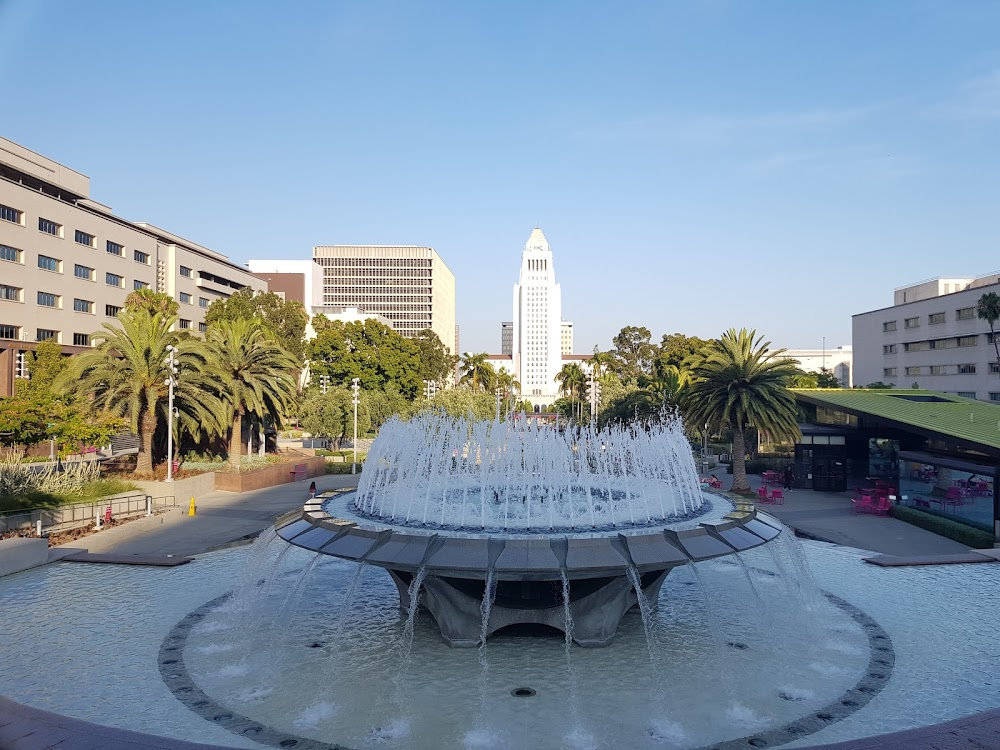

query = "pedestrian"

[
  {"left": 782, "top": 465, "right": 793, "bottom": 491},
  {"left": 308, "top": 480, "right": 317, "bottom": 499}
]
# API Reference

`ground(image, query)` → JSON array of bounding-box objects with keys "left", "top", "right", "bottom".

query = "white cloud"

[{"left": 928, "top": 68, "right": 1000, "bottom": 120}]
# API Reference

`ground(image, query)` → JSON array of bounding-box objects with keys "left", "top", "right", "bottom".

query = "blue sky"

[{"left": 3, "top": 0, "right": 999, "bottom": 355}]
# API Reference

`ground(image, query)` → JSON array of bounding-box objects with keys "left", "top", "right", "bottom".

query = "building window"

[
  {"left": 0, "top": 204, "right": 23, "bottom": 225},
  {"left": 904, "top": 342, "right": 927, "bottom": 352},
  {"left": 0, "top": 284, "right": 22, "bottom": 302},
  {"left": 179, "top": 292, "right": 191, "bottom": 304},
  {"left": 38, "top": 218, "right": 62, "bottom": 236},
  {"left": 178, "top": 319, "right": 191, "bottom": 329},
  {"left": 958, "top": 336, "right": 977, "bottom": 347},
  {"left": 105, "top": 304, "right": 121, "bottom": 317},
  {"left": 957, "top": 391, "right": 976, "bottom": 399},
  {"left": 991, "top": 362, "right": 1000, "bottom": 374},
  {"left": 73, "top": 333, "right": 90, "bottom": 347},
  {"left": 958, "top": 363, "right": 976, "bottom": 374},
  {"left": 133, "top": 249, "right": 149, "bottom": 264},
  {"left": 198, "top": 321, "right": 207, "bottom": 333},
  {"left": 199, "top": 297, "right": 209, "bottom": 308},
  {"left": 990, "top": 393, "right": 1000, "bottom": 402},
  {"left": 883, "top": 321, "right": 897, "bottom": 332},
  {"left": 904, "top": 317, "right": 920, "bottom": 329},
  {"left": 106, "top": 272, "right": 123, "bottom": 287},
  {"left": 133, "top": 280, "right": 149, "bottom": 290},
  {"left": 36, "top": 329, "right": 58, "bottom": 342},
  {"left": 956, "top": 307, "right": 974, "bottom": 321},
  {"left": 179, "top": 266, "right": 192, "bottom": 278},
  {"left": 883, "top": 367, "right": 897, "bottom": 377},
  {"left": 37, "top": 292, "right": 59, "bottom": 308},
  {"left": 75, "top": 230, "right": 96, "bottom": 247},
  {"left": 0, "top": 324, "right": 18, "bottom": 340},
  {"left": 882, "top": 344, "right": 896, "bottom": 354},
  {"left": 905, "top": 366, "right": 922, "bottom": 376},
  {"left": 38, "top": 254, "right": 61, "bottom": 272},
  {"left": 74, "top": 263, "right": 95, "bottom": 281},
  {"left": 928, "top": 312, "right": 945, "bottom": 325},
  {"left": 73, "top": 298, "right": 93, "bottom": 314},
  {"left": 930, "top": 365, "right": 947, "bottom": 375},
  {"left": 106, "top": 240, "right": 124, "bottom": 257},
  {"left": 0, "top": 244, "right": 23, "bottom": 263}
]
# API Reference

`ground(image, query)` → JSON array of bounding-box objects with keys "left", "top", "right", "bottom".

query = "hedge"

[{"left": 888, "top": 505, "right": 994, "bottom": 549}]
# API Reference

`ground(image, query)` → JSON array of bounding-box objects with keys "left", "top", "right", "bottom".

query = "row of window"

[
  {"left": 883, "top": 335, "right": 980, "bottom": 354},
  {"left": 884, "top": 307, "right": 976, "bottom": 331},
  {"left": 883, "top": 362, "right": 998, "bottom": 377},
  {"left": 317, "top": 258, "right": 433, "bottom": 267},
  {"left": 0, "top": 319, "right": 207, "bottom": 344}
]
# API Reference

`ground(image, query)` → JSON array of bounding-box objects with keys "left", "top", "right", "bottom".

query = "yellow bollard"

[{"left": 188, "top": 496, "right": 196, "bottom": 516}]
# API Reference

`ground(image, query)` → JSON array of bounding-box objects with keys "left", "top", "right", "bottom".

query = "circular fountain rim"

[{"left": 273, "top": 492, "right": 783, "bottom": 581}]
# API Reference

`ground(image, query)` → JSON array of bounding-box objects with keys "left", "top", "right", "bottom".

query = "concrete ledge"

[
  {"left": 0, "top": 537, "right": 48, "bottom": 578},
  {"left": 864, "top": 552, "right": 999, "bottom": 567},
  {"left": 60, "top": 551, "right": 193, "bottom": 567}
]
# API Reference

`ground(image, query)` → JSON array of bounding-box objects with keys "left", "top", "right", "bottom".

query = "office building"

[
  {"left": 785, "top": 346, "right": 853, "bottom": 387},
  {"left": 853, "top": 274, "right": 1000, "bottom": 400},
  {"left": 0, "top": 136, "right": 264, "bottom": 397}
]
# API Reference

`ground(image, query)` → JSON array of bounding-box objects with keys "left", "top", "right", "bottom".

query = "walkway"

[
  {"left": 55, "top": 474, "right": 359, "bottom": 557},
  {"left": 741, "top": 474, "right": 973, "bottom": 556}
]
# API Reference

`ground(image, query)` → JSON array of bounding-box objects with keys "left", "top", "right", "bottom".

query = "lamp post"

[
  {"left": 164, "top": 345, "right": 178, "bottom": 482},
  {"left": 351, "top": 378, "right": 360, "bottom": 475}
]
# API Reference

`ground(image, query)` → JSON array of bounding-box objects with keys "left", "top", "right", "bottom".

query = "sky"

[{"left": 2, "top": 0, "right": 999, "bottom": 355}]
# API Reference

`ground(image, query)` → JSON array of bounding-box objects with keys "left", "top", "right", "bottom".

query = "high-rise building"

[
  {"left": 561, "top": 321, "right": 574, "bottom": 356},
  {"left": 0, "top": 136, "right": 265, "bottom": 397},
  {"left": 511, "top": 227, "right": 564, "bottom": 406},
  {"left": 311, "top": 245, "right": 456, "bottom": 349}
]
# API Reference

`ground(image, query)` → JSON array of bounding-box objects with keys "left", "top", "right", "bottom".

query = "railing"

[{"left": 0, "top": 492, "right": 177, "bottom": 536}]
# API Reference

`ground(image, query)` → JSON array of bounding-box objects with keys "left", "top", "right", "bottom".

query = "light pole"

[
  {"left": 423, "top": 379, "right": 437, "bottom": 399},
  {"left": 351, "top": 377, "right": 360, "bottom": 475},
  {"left": 164, "top": 345, "right": 178, "bottom": 482}
]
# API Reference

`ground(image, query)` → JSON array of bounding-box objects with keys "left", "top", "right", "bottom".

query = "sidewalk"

[
  {"left": 741, "top": 474, "right": 970, "bottom": 556},
  {"left": 56, "top": 474, "right": 359, "bottom": 557}
]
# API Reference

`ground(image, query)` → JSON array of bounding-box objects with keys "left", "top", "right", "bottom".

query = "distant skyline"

[{"left": 3, "top": 1, "right": 999, "bottom": 355}]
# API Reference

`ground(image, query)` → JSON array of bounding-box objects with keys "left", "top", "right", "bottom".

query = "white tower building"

[{"left": 512, "top": 227, "right": 563, "bottom": 407}]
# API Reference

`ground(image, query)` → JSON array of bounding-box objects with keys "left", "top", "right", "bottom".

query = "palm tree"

[
  {"left": 58, "top": 309, "right": 220, "bottom": 475},
  {"left": 495, "top": 367, "right": 520, "bottom": 417},
  {"left": 555, "top": 363, "right": 587, "bottom": 421},
  {"left": 977, "top": 292, "right": 1000, "bottom": 378},
  {"left": 682, "top": 329, "right": 800, "bottom": 494},
  {"left": 203, "top": 318, "right": 300, "bottom": 468},
  {"left": 459, "top": 352, "right": 496, "bottom": 393}
]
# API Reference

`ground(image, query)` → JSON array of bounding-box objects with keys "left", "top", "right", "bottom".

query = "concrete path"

[
  {"left": 55, "top": 474, "right": 359, "bottom": 557},
  {"left": 741, "top": 474, "right": 972, "bottom": 556}
]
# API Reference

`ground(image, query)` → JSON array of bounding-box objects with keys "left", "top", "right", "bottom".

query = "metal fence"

[{"left": 0, "top": 492, "right": 177, "bottom": 536}]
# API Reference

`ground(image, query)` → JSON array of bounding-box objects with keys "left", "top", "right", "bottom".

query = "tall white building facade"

[{"left": 511, "top": 228, "right": 563, "bottom": 406}]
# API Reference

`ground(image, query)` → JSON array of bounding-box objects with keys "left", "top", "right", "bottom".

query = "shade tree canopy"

[{"left": 206, "top": 287, "right": 308, "bottom": 361}]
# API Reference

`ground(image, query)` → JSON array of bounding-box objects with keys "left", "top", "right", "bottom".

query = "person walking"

[
  {"left": 308, "top": 480, "right": 317, "bottom": 499},
  {"left": 782, "top": 465, "right": 794, "bottom": 491}
]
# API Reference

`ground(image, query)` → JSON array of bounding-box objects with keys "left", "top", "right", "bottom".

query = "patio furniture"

[
  {"left": 871, "top": 496, "right": 892, "bottom": 516},
  {"left": 769, "top": 489, "right": 784, "bottom": 505},
  {"left": 757, "top": 486, "right": 772, "bottom": 503},
  {"left": 852, "top": 494, "right": 874, "bottom": 514}
]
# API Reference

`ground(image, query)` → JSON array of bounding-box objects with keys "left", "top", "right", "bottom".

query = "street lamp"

[
  {"left": 163, "top": 345, "right": 178, "bottom": 482},
  {"left": 423, "top": 379, "right": 437, "bottom": 399},
  {"left": 351, "top": 378, "right": 360, "bottom": 475}
]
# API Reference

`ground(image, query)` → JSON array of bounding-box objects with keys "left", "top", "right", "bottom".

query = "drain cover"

[{"left": 510, "top": 687, "right": 536, "bottom": 697}]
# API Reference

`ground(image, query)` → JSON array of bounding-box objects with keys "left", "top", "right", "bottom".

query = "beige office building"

[
  {"left": 0, "top": 136, "right": 265, "bottom": 397},
  {"left": 312, "top": 245, "right": 456, "bottom": 350}
]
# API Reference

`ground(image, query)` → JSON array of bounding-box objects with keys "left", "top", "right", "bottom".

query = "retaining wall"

[
  {"left": 213, "top": 457, "right": 326, "bottom": 493},
  {"left": 0, "top": 538, "right": 48, "bottom": 577},
  {"left": 132, "top": 473, "right": 217, "bottom": 503}
]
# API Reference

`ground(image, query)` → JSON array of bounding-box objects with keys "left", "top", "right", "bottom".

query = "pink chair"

[
  {"left": 757, "top": 485, "right": 771, "bottom": 503},
  {"left": 945, "top": 487, "right": 964, "bottom": 506},
  {"left": 852, "top": 494, "right": 874, "bottom": 514},
  {"left": 872, "top": 496, "right": 892, "bottom": 516},
  {"left": 769, "top": 489, "right": 784, "bottom": 505}
]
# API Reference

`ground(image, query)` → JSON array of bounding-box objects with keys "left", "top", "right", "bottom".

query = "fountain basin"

[{"left": 275, "top": 493, "right": 783, "bottom": 646}]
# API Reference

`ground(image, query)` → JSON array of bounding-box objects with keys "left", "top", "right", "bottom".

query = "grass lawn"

[{"left": 0, "top": 479, "right": 139, "bottom": 514}]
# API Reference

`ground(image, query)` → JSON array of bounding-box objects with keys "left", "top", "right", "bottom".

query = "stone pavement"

[
  {"left": 741, "top": 474, "right": 973, "bottom": 556},
  {"left": 56, "top": 473, "right": 359, "bottom": 557}
]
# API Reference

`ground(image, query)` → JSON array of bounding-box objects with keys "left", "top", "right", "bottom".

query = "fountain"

[{"left": 275, "top": 412, "right": 783, "bottom": 647}]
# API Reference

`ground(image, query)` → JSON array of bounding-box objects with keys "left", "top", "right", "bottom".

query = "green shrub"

[
  {"left": 888, "top": 505, "right": 995, "bottom": 548},
  {"left": 325, "top": 462, "right": 365, "bottom": 475}
]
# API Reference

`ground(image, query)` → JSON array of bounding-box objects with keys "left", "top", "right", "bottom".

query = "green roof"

[{"left": 791, "top": 389, "right": 1000, "bottom": 452}]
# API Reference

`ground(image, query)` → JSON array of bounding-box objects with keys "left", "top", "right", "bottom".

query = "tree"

[
  {"left": 307, "top": 319, "right": 422, "bottom": 399},
  {"left": 554, "top": 363, "right": 587, "bottom": 421},
  {"left": 58, "top": 310, "right": 221, "bottom": 474},
  {"left": 609, "top": 326, "right": 654, "bottom": 383},
  {"left": 124, "top": 289, "right": 179, "bottom": 317},
  {"left": 206, "top": 287, "right": 309, "bottom": 361},
  {"left": 494, "top": 367, "right": 520, "bottom": 416},
  {"left": 977, "top": 292, "right": 1000, "bottom": 378},
  {"left": 410, "top": 388, "right": 496, "bottom": 421},
  {"left": 412, "top": 328, "right": 459, "bottom": 386},
  {"left": 459, "top": 352, "right": 496, "bottom": 393},
  {"left": 682, "top": 329, "right": 800, "bottom": 494},
  {"left": 656, "top": 333, "right": 709, "bottom": 374},
  {"left": 203, "top": 318, "right": 300, "bottom": 467},
  {"left": 301, "top": 387, "right": 372, "bottom": 448},
  {"left": 815, "top": 367, "right": 842, "bottom": 388}
]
